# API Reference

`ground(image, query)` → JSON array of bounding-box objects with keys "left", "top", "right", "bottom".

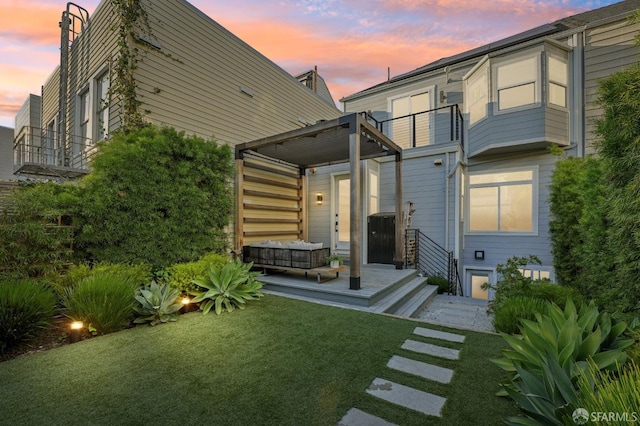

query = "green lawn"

[{"left": 0, "top": 295, "right": 518, "bottom": 425}]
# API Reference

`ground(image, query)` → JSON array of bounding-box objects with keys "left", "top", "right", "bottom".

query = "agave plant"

[
  {"left": 133, "top": 281, "right": 182, "bottom": 326},
  {"left": 493, "top": 298, "right": 638, "bottom": 425},
  {"left": 191, "top": 260, "right": 263, "bottom": 315}
]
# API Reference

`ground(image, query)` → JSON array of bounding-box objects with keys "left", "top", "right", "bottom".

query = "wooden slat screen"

[{"left": 236, "top": 154, "right": 305, "bottom": 248}]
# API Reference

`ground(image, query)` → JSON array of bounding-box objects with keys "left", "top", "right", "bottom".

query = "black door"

[{"left": 368, "top": 213, "right": 395, "bottom": 264}]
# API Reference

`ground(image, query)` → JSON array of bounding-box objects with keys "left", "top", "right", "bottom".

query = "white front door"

[{"left": 334, "top": 175, "right": 350, "bottom": 252}]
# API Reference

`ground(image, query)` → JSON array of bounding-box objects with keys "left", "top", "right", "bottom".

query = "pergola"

[{"left": 235, "top": 113, "right": 404, "bottom": 290}]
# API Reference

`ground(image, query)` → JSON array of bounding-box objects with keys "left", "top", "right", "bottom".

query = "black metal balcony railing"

[
  {"left": 363, "top": 105, "right": 464, "bottom": 152},
  {"left": 13, "top": 126, "right": 95, "bottom": 178}
]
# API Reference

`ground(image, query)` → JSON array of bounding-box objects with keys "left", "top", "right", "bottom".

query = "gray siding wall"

[
  {"left": 584, "top": 18, "right": 640, "bottom": 152},
  {"left": 0, "top": 127, "right": 14, "bottom": 180},
  {"left": 469, "top": 106, "right": 568, "bottom": 156},
  {"left": 42, "top": 0, "right": 340, "bottom": 148},
  {"left": 463, "top": 152, "right": 558, "bottom": 278},
  {"left": 379, "top": 148, "right": 459, "bottom": 250},
  {"left": 14, "top": 95, "right": 41, "bottom": 134}
]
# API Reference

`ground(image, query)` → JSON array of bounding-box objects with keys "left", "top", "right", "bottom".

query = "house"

[
  {"left": 13, "top": 0, "right": 340, "bottom": 181},
  {"left": 300, "top": 0, "right": 640, "bottom": 299}
]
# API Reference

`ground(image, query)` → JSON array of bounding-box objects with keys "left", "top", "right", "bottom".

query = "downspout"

[{"left": 445, "top": 155, "right": 464, "bottom": 253}]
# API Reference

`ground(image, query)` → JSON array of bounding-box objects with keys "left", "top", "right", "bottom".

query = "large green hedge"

[
  {"left": 75, "top": 126, "right": 233, "bottom": 268},
  {"left": 550, "top": 63, "right": 640, "bottom": 316}
]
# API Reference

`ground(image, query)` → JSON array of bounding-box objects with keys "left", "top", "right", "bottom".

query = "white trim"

[{"left": 465, "top": 165, "right": 539, "bottom": 236}]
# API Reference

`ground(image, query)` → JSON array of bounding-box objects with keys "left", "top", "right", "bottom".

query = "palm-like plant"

[
  {"left": 133, "top": 281, "right": 182, "bottom": 326},
  {"left": 191, "top": 260, "right": 263, "bottom": 315}
]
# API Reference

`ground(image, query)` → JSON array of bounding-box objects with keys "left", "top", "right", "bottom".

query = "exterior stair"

[{"left": 370, "top": 275, "right": 438, "bottom": 318}]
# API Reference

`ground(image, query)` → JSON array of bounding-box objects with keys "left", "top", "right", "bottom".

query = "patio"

[{"left": 257, "top": 263, "right": 419, "bottom": 308}]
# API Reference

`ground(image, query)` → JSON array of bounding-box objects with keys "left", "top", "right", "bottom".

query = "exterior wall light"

[
  {"left": 69, "top": 321, "right": 83, "bottom": 343},
  {"left": 316, "top": 193, "right": 323, "bottom": 205},
  {"left": 474, "top": 250, "right": 485, "bottom": 260}
]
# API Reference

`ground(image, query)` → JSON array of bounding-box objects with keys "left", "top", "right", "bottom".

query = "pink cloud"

[{"left": 0, "top": 2, "right": 62, "bottom": 45}]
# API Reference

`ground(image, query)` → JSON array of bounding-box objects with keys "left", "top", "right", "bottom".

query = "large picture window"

[{"left": 468, "top": 169, "right": 536, "bottom": 233}]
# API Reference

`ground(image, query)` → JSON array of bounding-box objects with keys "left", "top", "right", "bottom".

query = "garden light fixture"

[{"left": 69, "top": 321, "right": 83, "bottom": 343}]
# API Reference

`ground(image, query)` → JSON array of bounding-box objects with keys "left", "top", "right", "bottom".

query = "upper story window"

[
  {"left": 466, "top": 63, "right": 488, "bottom": 125},
  {"left": 390, "top": 91, "right": 431, "bottom": 148},
  {"left": 78, "top": 89, "right": 90, "bottom": 142},
  {"left": 467, "top": 168, "right": 537, "bottom": 234},
  {"left": 495, "top": 55, "right": 539, "bottom": 111},
  {"left": 95, "top": 71, "right": 110, "bottom": 141},
  {"left": 548, "top": 55, "right": 567, "bottom": 108},
  {"left": 463, "top": 43, "right": 570, "bottom": 125}
]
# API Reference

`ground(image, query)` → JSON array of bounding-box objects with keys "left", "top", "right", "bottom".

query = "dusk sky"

[{"left": 0, "top": 0, "right": 620, "bottom": 129}]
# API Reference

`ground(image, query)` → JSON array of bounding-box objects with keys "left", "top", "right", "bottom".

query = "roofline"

[{"left": 341, "top": 0, "right": 639, "bottom": 103}]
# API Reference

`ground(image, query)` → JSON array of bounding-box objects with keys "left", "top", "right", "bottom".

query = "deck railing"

[
  {"left": 362, "top": 104, "right": 464, "bottom": 152},
  {"left": 13, "top": 126, "right": 95, "bottom": 177}
]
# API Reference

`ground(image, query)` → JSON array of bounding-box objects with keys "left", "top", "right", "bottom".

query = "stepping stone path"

[{"left": 338, "top": 326, "right": 466, "bottom": 425}]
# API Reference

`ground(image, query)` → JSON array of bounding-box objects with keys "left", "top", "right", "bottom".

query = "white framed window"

[
  {"left": 519, "top": 268, "right": 552, "bottom": 281},
  {"left": 78, "top": 89, "right": 90, "bottom": 142},
  {"left": 467, "top": 168, "right": 537, "bottom": 234},
  {"left": 466, "top": 269, "right": 492, "bottom": 300},
  {"left": 494, "top": 55, "right": 540, "bottom": 112},
  {"left": 390, "top": 90, "right": 431, "bottom": 148},
  {"left": 95, "top": 71, "right": 110, "bottom": 141},
  {"left": 547, "top": 55, "right": 567, "bottom": 108},
  {"left": 465, "top": 63, "right": 488, "bottom": 126}
]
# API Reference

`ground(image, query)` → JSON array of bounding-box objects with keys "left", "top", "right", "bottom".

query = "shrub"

[
  {"left": 75, "top": 126, "right": 234, "bottom": 268},
  {"left": 0, "top": 280, "right": 56, "bottom": 352},
  {"left": 133, "top": 281, "right": 182, "bottom": 326},
  {"left": 494, "top": 299, "right": 636, "bottom": 425},
  {"left": 427, "top": 274, "right": 450, "bottom": 294},
  {"left": 63, "top": 272, "right": 136, "bottom": 334},
  {"left": 165, "top": 252, "right": 228, "bottom": 294},
  {"left": 576, "top": 360, "right": 640, "bottom": 423},
  {"left": 492, "top": 296, "right": 548, "bottom": 335},
  {"left": 0, "top": 182, "right": 77, "bottom": 278},
  {"left": 51, "top": 262, "right": 152, "bottom": 297},
  {"left": 529, "top": 282, "right": 582, "bottom": 309},
  {"left": 192, "top": 260, "right": 264, "bottom": 315}
]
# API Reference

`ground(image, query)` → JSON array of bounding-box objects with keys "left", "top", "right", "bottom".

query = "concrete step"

[
  {"left": 370, "top": 276, "right": 431, "bottom": 314},
  {"left": 366, "top": 378, "right": 446, "bottom": 417},
  {"left": 338, "top": 408, "right": 397, "bottom": 426},
  {"left": 413, "top": 326, "right": 466, "bottom": 343},
  {"left": 401, "top": 339, "right": 460, "bottom": 360},
  {"left": 386, "top": 355, "right": 454, "bottom": 384},
  {"left": 391, "top": 284, "right": 438, "bottom": 318}
]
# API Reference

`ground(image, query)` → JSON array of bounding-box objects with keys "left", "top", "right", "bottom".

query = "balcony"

[
  {"left": 13, "top": 126, "right": 95, "bottom": 178},
  {"left": 362, "top": 105, "right": 464, "bottom": 152}
]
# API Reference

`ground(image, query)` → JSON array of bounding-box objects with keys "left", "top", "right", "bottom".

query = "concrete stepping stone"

[
  {"left": 338, "top": 407, "right": 397, "bottom": 426},
  {"left": 413, "top": 326, "right": 465, "bottom": 343},
  {"left": 366, "top": 378, "right": 446, "bottom": 417},
  {"left": 401, "top": 339, "right": 460, "bottom": 360},
  {"left": 387, "top": 355, "right": 454, "bottom": 384}
]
